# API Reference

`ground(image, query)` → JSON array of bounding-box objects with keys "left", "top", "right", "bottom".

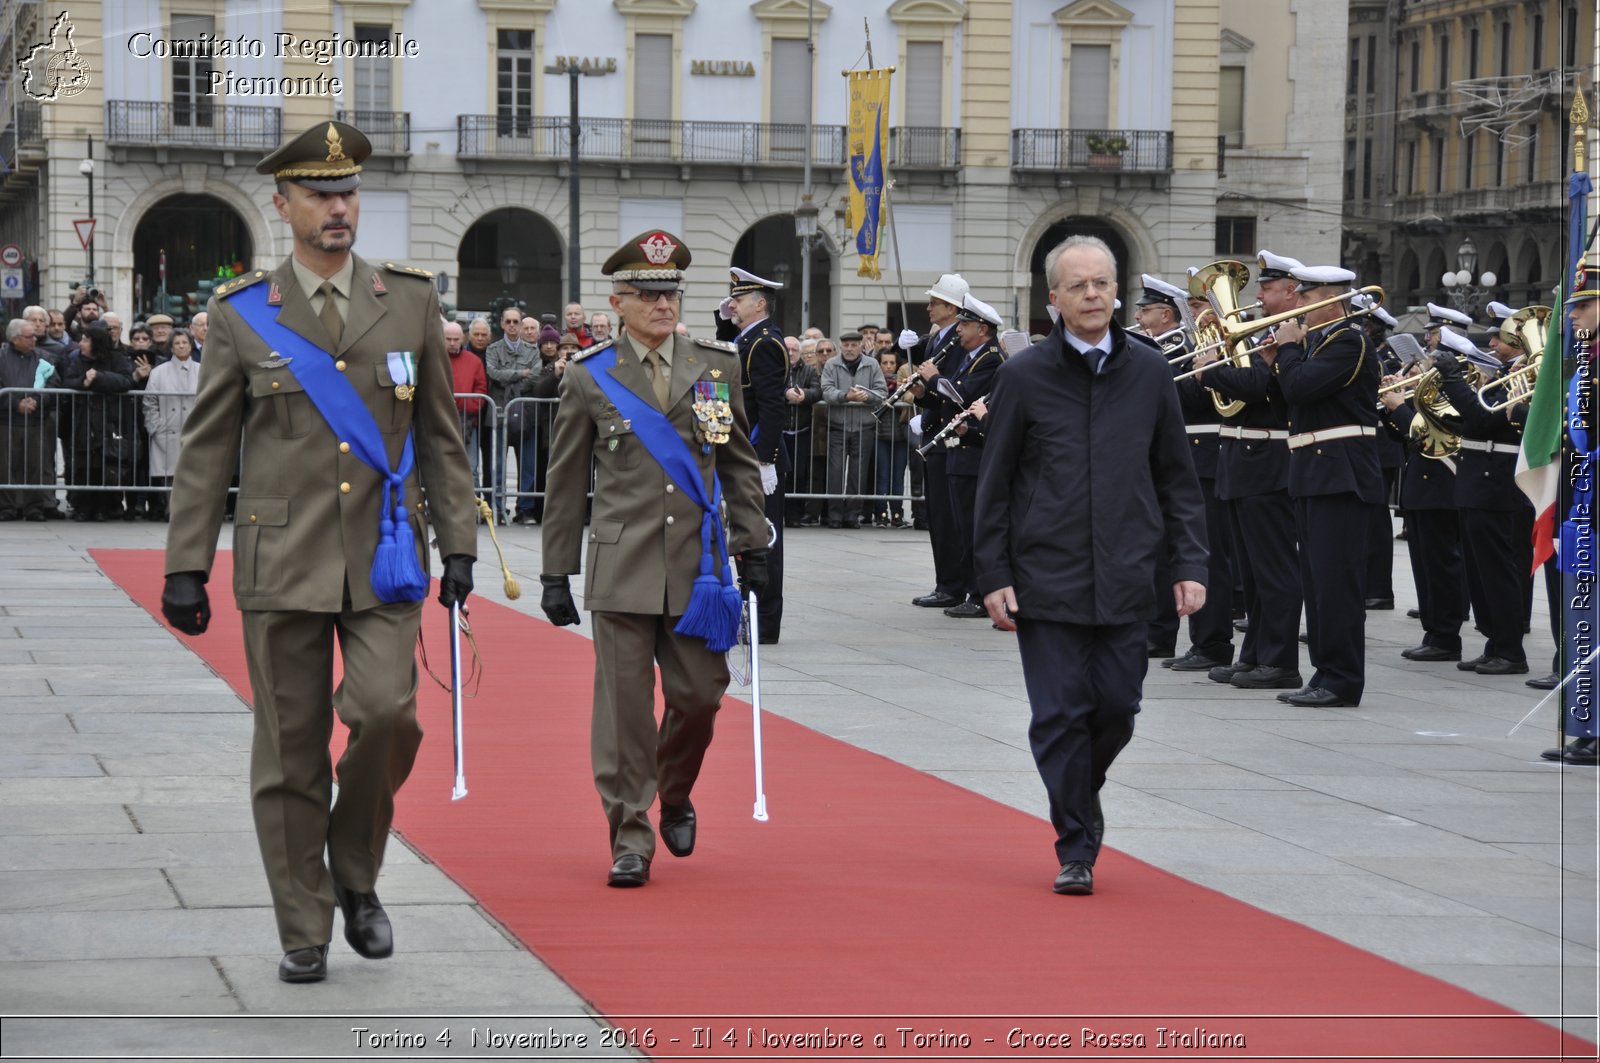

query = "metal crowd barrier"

[{"left": 0, "top": 388, "right": 928, "bottom": 522}]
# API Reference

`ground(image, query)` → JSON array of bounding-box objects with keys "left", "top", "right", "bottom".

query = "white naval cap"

[
  {"left": 1437, "top": 325, "right": 1497, "bottom": 370},
  {"left": 1485, "top": 300, "right": 1517, "bottom": 322},
  {"left": 926, "top": 273, "right": 970, "bottom": 307},
  {"left": 1348, "top": 291, "right": 1396, "bottom": 328},
  {"left": 1425, "top": 302, "right": 1474, "bottom": 329},
  {"left": 1290, "top": 265, "right": 1357, "bottom": 292},
  {"left": 957, "top": 292, "right": 1004, "bottom": 329},
  {"left": 1256, "top": 249, "right": 1305, "bottom": 280},
  {"left": 1372, "top": 306, "right": 1399, "bottom": 328},
  {"left": 1136, "top": 274, "right": 1188, "bottom": 309},
  {"left": 729, "top": 266, "right": 784, "bottom": 294}
]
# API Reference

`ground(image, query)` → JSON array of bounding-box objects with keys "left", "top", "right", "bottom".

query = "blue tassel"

[
  {"left": 371, "top": 482, "right": 428, "bottom": 603},
  {"left": 676, "top": 572, "right": 739, "bottom": 651}
]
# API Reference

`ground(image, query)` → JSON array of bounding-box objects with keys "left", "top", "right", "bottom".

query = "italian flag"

[{"left": 1514, "top": 282, "right": 1565, "bottom": 572}]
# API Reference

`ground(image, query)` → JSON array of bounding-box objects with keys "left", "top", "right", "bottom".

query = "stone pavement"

[{"left": 0, "top": 517, "right": 1595, "bottom": 1058}]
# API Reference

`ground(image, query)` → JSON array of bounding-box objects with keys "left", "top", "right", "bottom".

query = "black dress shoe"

[
  {"left": 1276, "top": 685, "right": 1314, "bottom": 703},
  {"left": 1052, "top": 860, "right": 1093, "bottom": 895},
  {"left": 23, "top": 511, "right": 46, "bottom": 522},
  {"left": 71, "top": 512, "right": 91, "bottom": 523},
  {"left": 1284, "top": 686, "right": 1354, "bottom": 708},
  {"left": 1563, "top": 738, "right": 1600, "bottom": 764},
  {"left": 659, "top": 800, "right": 696, "bottom": 857},
  {"left": 1232, "top": 618, "right": 1249, "bottom": 633},
  {"left": 943, "top": 600, "right": 987, "bottom": 619},
  {"left": 1401, "top": 644, "right": 1461, "bottom": 662},
  {"left": 1209, "top": 661, "right": 1253, "bottom": 684},
  {"left": 758, "top": 633, "right": 779, "bottom": 645},
  {"left": 1297, "top": 632, "right": 1308, "bottom": 643},
  {"left": 1167, "top": 651, "right": 1227, "bottom": 672},
  {"left": 912, "top": 591, "right": 961, "bottom": 609},
  {"left": 1475, "top": 656, "right": 1529, "bottom": 675},
  {"left": 278, "top": 944, "right": 328, "bottom": 983},
  {"left": 1146, "top": 643, "right": 1176, "bottom": 659},
  {"left": 1526, "top": 672, "right": 1560, "bottom": 690},
  {"left": 607, "top": 853, "right": 651, "bottom": 887},
  {"left": 1364, "top": 597, "right": 1394, "bottom": 610},
  {"left": 1406, "top": 607, "right": 1422, "bottom": 618},
  {"left": 1456, "top": 654, "right": 1488, "bottom": 671},
  {"left": 331, "top": 882, "right": 393, "bottom": 959},
  {"left": 1231, "top": 665, "right": 1304, "bottom": 690}
]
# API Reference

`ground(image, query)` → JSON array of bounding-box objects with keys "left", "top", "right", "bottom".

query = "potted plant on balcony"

[{"left": 1085, "top": 135, "right": 1129, "bottom": 169}]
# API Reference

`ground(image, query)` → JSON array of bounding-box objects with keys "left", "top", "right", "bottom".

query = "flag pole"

[{"left": 862, "top": 19, "right": 912, "bottom": 330}]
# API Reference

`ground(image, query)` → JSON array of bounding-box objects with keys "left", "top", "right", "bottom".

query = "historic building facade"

[{"left": 1, "top": 0, "right": 1344, "bottom": 336}]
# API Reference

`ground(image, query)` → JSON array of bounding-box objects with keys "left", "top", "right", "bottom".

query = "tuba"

[
  {"left": 1187, "top": 260, "right": 1255, "bottom": 417},
  {"left": 1406, "top": 367, "right": 1462, "bottom": 459}
]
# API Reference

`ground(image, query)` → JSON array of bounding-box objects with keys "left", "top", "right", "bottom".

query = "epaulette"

[
  {"left": 694, "top": 337, "right": 737, "bottom": 354},
  {"left": 570, "top": 338, "right": 615, "bottom": 363},
  {"left": 381, "top": 261, "right": 434, "bottom": 280},
  {"left": 215, "top": 271, "right": 269, "bottom": 299}
]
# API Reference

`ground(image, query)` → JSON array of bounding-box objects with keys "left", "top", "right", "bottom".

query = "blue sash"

[
  {"left": 582, "top": 346, "right": 742, "bottom": 651},
  {"left": 231, "top": 283, "right": 428, "bottom": 603}
]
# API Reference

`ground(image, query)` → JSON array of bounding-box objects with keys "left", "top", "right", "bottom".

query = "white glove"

[
  {"left": 897, "top": 328, "right": 920, "bottom": 351},
  {"left": 759, "top": 462, "right": 779, "bottom": 496},
  {"left": 718, "top": 297, "right": 736, "bottom": 321},
  {"left": 908, "top": 414, "right": 923, "bottom": 438}
]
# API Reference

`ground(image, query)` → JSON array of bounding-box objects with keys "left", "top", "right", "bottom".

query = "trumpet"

[
  {"left": 916, "top": 394, "right": 988, "bottom": 456},
  {"left": 1168, "top": 336, "right": 1238, "bottom": 380},
  {"left": 1475, "top": 359, "right": 1538, "bottom": 411},
  {"left": 1376, "top": 365, "right": 1429, "bottom": 404},
  {"left": 1476, "top": 305, "right": 1550, "bottom": 412}
]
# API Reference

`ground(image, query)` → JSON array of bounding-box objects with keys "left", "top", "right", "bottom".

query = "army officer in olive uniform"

[
  {"left": 540, "top": 231, "right": 769, "bottom": 888},
  {"left": 161, "top": 122, "right": 479, "bottom": 984}
]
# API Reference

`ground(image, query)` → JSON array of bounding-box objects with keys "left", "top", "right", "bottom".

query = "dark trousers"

[
  {"left": 758, "top": 483, "right": 784, "bottom": 637},
  {"left": 1460, "top": 506, "right": 1533, "bottom": 663},
  {"left": 1404, "top": 508, "right": 1467, "bottom": 651},
  {"left": 1543, "top": 552, "right": 1561, "bottom": 674},
  {"left": 1, "top": 420, "right": 56, "bottom": 516},
  {"left": 1228, "top": 491, "right": 1301, "bottom": 670},
  {"left": 1186, "top": 479, "right": 1234, "bottom": 661},
  {"left": 1295, "top": 493, "right": 1369, "bottom": 703},
  {"left": 947, "top": 469, "right": 977, "bottom": 601},
  {"left": 921, "top": 451, "right": 962, "bottom": 596},
  {"left": 825, "top": 423, "right": 873, "bottom": 524},
  {"left": 1364, "top": 469, "right": 1398, "bottom": 599},
  {"left": 782, "top": 428, "right": 811, "bottom": 523},
  {"left": 1147, "top": 553, "right": 1179, "bottom": 653},
  {"left": 1016, "top": 618, "right": 1143, "bottom": 865}
]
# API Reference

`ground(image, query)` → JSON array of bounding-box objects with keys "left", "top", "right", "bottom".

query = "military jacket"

[
  {"left": 1436, "top": 364, "right": 1532, "bottom": 512},
  {"left": 737, "top": 317, "right": 789, "bottom": 469},
  {"left": 1268, "top": 319, "right": 1383, "bottom": 503}
]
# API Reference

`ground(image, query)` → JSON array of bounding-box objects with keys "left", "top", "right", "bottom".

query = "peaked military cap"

[
  {"left": 604, "top": 231, "right": 691, "bottom": 291},
  {"left": 1425, "top": 302, "right": 1474, "bottom": 329},
  {"left": 957, "top": 293, "right": 1004, "bottom": 329},
  {"left": 1256, "top": 250, "right": 1304, "bottom": 280},
  {"left": 1291, "top": 265, "right": 1357, "bottom": 293},
  {"left": 729, "top": 266, "right": 783, "bottom": 296},
  {"left": 1136, "top": 274, "right": 1187, "bottom": 309},
  {"left": 257, "top": 121, "right": 370, "bottom": 192}
]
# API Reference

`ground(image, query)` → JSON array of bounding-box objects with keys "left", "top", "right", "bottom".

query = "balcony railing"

[
  {"left": 1011, "top": 129, "right": 1173, "bottom": 173},
  {"left": 106, "top": 100, "right": 282, "bottom": 150},
  {"left": 888, "top": 126, "right": 959, "bottom": 168},
  {"left": 0, "top": 100, "right": 43, "bottom": 168},
  {"left": 336, "top": 109, "right": 410, "bottom": 154},
  {"left": 458, "top": 115, "right": 847, "bottom": 167}
]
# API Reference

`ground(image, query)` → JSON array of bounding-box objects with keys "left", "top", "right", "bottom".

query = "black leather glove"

[
  {"left": 161, "top": 572, "right": 211, "bottom": 636},
  {"left": 737, "top": 549, "right": 769, "bottom": 598},
  {"left": 1431, "top": 349, "right": 1462, "bottom": 378},
  {"left": 437, "top": 554, "right": 474, "bottom": 609},
  {"left": 540, "top": 574, "right": 581, "bottom": 627}
]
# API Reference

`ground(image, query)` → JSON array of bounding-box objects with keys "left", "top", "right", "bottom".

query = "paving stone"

[
  {"left": 0, "top": 869, "right": 179, "bottom": 913},
  {"left": 0, "top": 803, "right": 135, "bottom": 837},
  {"left": 0, "top": 831, "right": 263, "bottom": 872},
  {"left": 0, "top": 959, "right": 238, "bottom": 1015}
]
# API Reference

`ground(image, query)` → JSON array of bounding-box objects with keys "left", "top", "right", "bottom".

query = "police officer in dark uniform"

[
  {"left": 1262, "top": 265, "right": 1382, "bottom": 707},
  {"left": 909, "top": 274, "right": 972, "bottom": 609},
  {"left": 1431, "top": 326, "right": 1533, "bottom": 675},
  {"left": 1140, "top": 274, "right": 1234, "bottom": 669},
  {"left": 1380, "top": 346, "right": 1468, "bottom": 663},
  {"left": 1193, "top": 251, "right": 1303, "bottom": 690},
  {"left": 931, "top": 293, "right": 1007, "bottom": 617},
  {"left": 727, "top": 267, "right": 789, "bottom": 643}
]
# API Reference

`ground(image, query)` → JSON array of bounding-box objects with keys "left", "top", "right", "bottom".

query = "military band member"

[
  {"left": 1261, "top": 265, "right": 1382, "bottom": 707},
  {"left": 539, "top": 232, "right": 769, "bottom": 886},
  {"left": 1132, "top": 276, "right": 1187, "bottom": 658},
  {"left": 160, "top": 122, "right": 479, "bottom": 983},
  {"left": 1363, "top": 307, "right": 1404, "bottom": 611},
  {"left": 935, "top": 293, "right": 1007, "bottom": 618},
  {"left": 1430, "top": 326, "right": 1533, "bottom": 676},
  {"left": 1544, "top": 282, "right": 1600, "bottom": 763},
  {"left": 1195, "top": 250, "right": 1304, "bottom": 690},
  {"left": 909, "top": 274, "right": 973, "bottom": 609},
  {"left": 1423, "top": 302, "right": 1474, "bottom": 352},
  {"left": 1141, "top": 274, "right": 1234, "bottom": 669},
  {"left": 727, "top": 267, "right": 789, "bottom": 643}
]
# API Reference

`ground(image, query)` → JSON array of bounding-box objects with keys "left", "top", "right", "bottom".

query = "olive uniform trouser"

[
  {"left": 241, "top": 600, "right": 423, "bottom": 951},
  {"left": 590, "top": 611, "right": 729, "bottom": 861}
]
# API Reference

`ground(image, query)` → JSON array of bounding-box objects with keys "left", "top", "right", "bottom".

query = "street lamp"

[
  {"left": 500, "top": 256, "right": 520, "bottom": 288},
  {"left": 78, "top": 146, "right": 94, "bottom": 287},
  {"left": 1439, "top": 236, "right": 1496, "bottom": 320}
]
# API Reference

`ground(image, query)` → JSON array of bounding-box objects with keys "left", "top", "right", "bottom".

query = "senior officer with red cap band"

[
  {"left": 160, "top": 121, "right": 479, "bottom": 984},
  {"left": 1259, "top": 264, "right": 1382, "bottom": 707},
  {"left": 539, "top": 231, "right": 768, "bottom": 888}
]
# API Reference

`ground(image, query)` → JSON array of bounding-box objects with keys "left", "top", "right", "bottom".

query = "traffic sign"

[
  {"left": 73, "top": 219, "right": 96, "bottom": 250},
  {"left": 0, "top": 243, "right": 21, "bottom": 268},
  {"left": 1, "top": 268, "right": 24, "bottom": 298}
]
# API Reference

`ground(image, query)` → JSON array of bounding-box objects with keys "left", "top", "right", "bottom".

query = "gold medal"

[{"left": 395, "top": 384, "right": 415, "bottom": 401}]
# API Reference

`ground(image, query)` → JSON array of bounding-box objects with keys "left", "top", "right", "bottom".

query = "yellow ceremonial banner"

[{"left": 846, "top": 68, "right": 892, "bottom": 280}]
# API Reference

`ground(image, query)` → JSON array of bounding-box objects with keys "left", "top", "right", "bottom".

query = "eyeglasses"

[
  {"left": 1061, "top": 278, "right": 1115, "bottom": 297},
  {"left": 817, "top": 346, "right": 835, "bottom": 354},
  {"left": 616, "top": 288, "right": 683, "bottom": 305}
]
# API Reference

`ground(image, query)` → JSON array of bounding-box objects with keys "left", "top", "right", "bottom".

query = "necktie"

[
  {"left": 645, "top": 348, "right": 670, "bottom": 408},
  {"left": 317, "top": 280, "right": 343, "bottom": 349}
]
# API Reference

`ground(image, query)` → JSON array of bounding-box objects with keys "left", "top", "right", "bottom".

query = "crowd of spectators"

[{"left": 0, "top": 285, "right": 206, "bottom": 521}]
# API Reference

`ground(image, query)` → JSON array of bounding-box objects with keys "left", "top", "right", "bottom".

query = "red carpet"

[{"left": 100, "top": 549, "right": 1593, "bottom": 1060}]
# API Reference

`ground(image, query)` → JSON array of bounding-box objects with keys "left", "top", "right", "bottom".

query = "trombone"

[{"left": 1205, "top": 285, "right": 1388, "bottom": 343}]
